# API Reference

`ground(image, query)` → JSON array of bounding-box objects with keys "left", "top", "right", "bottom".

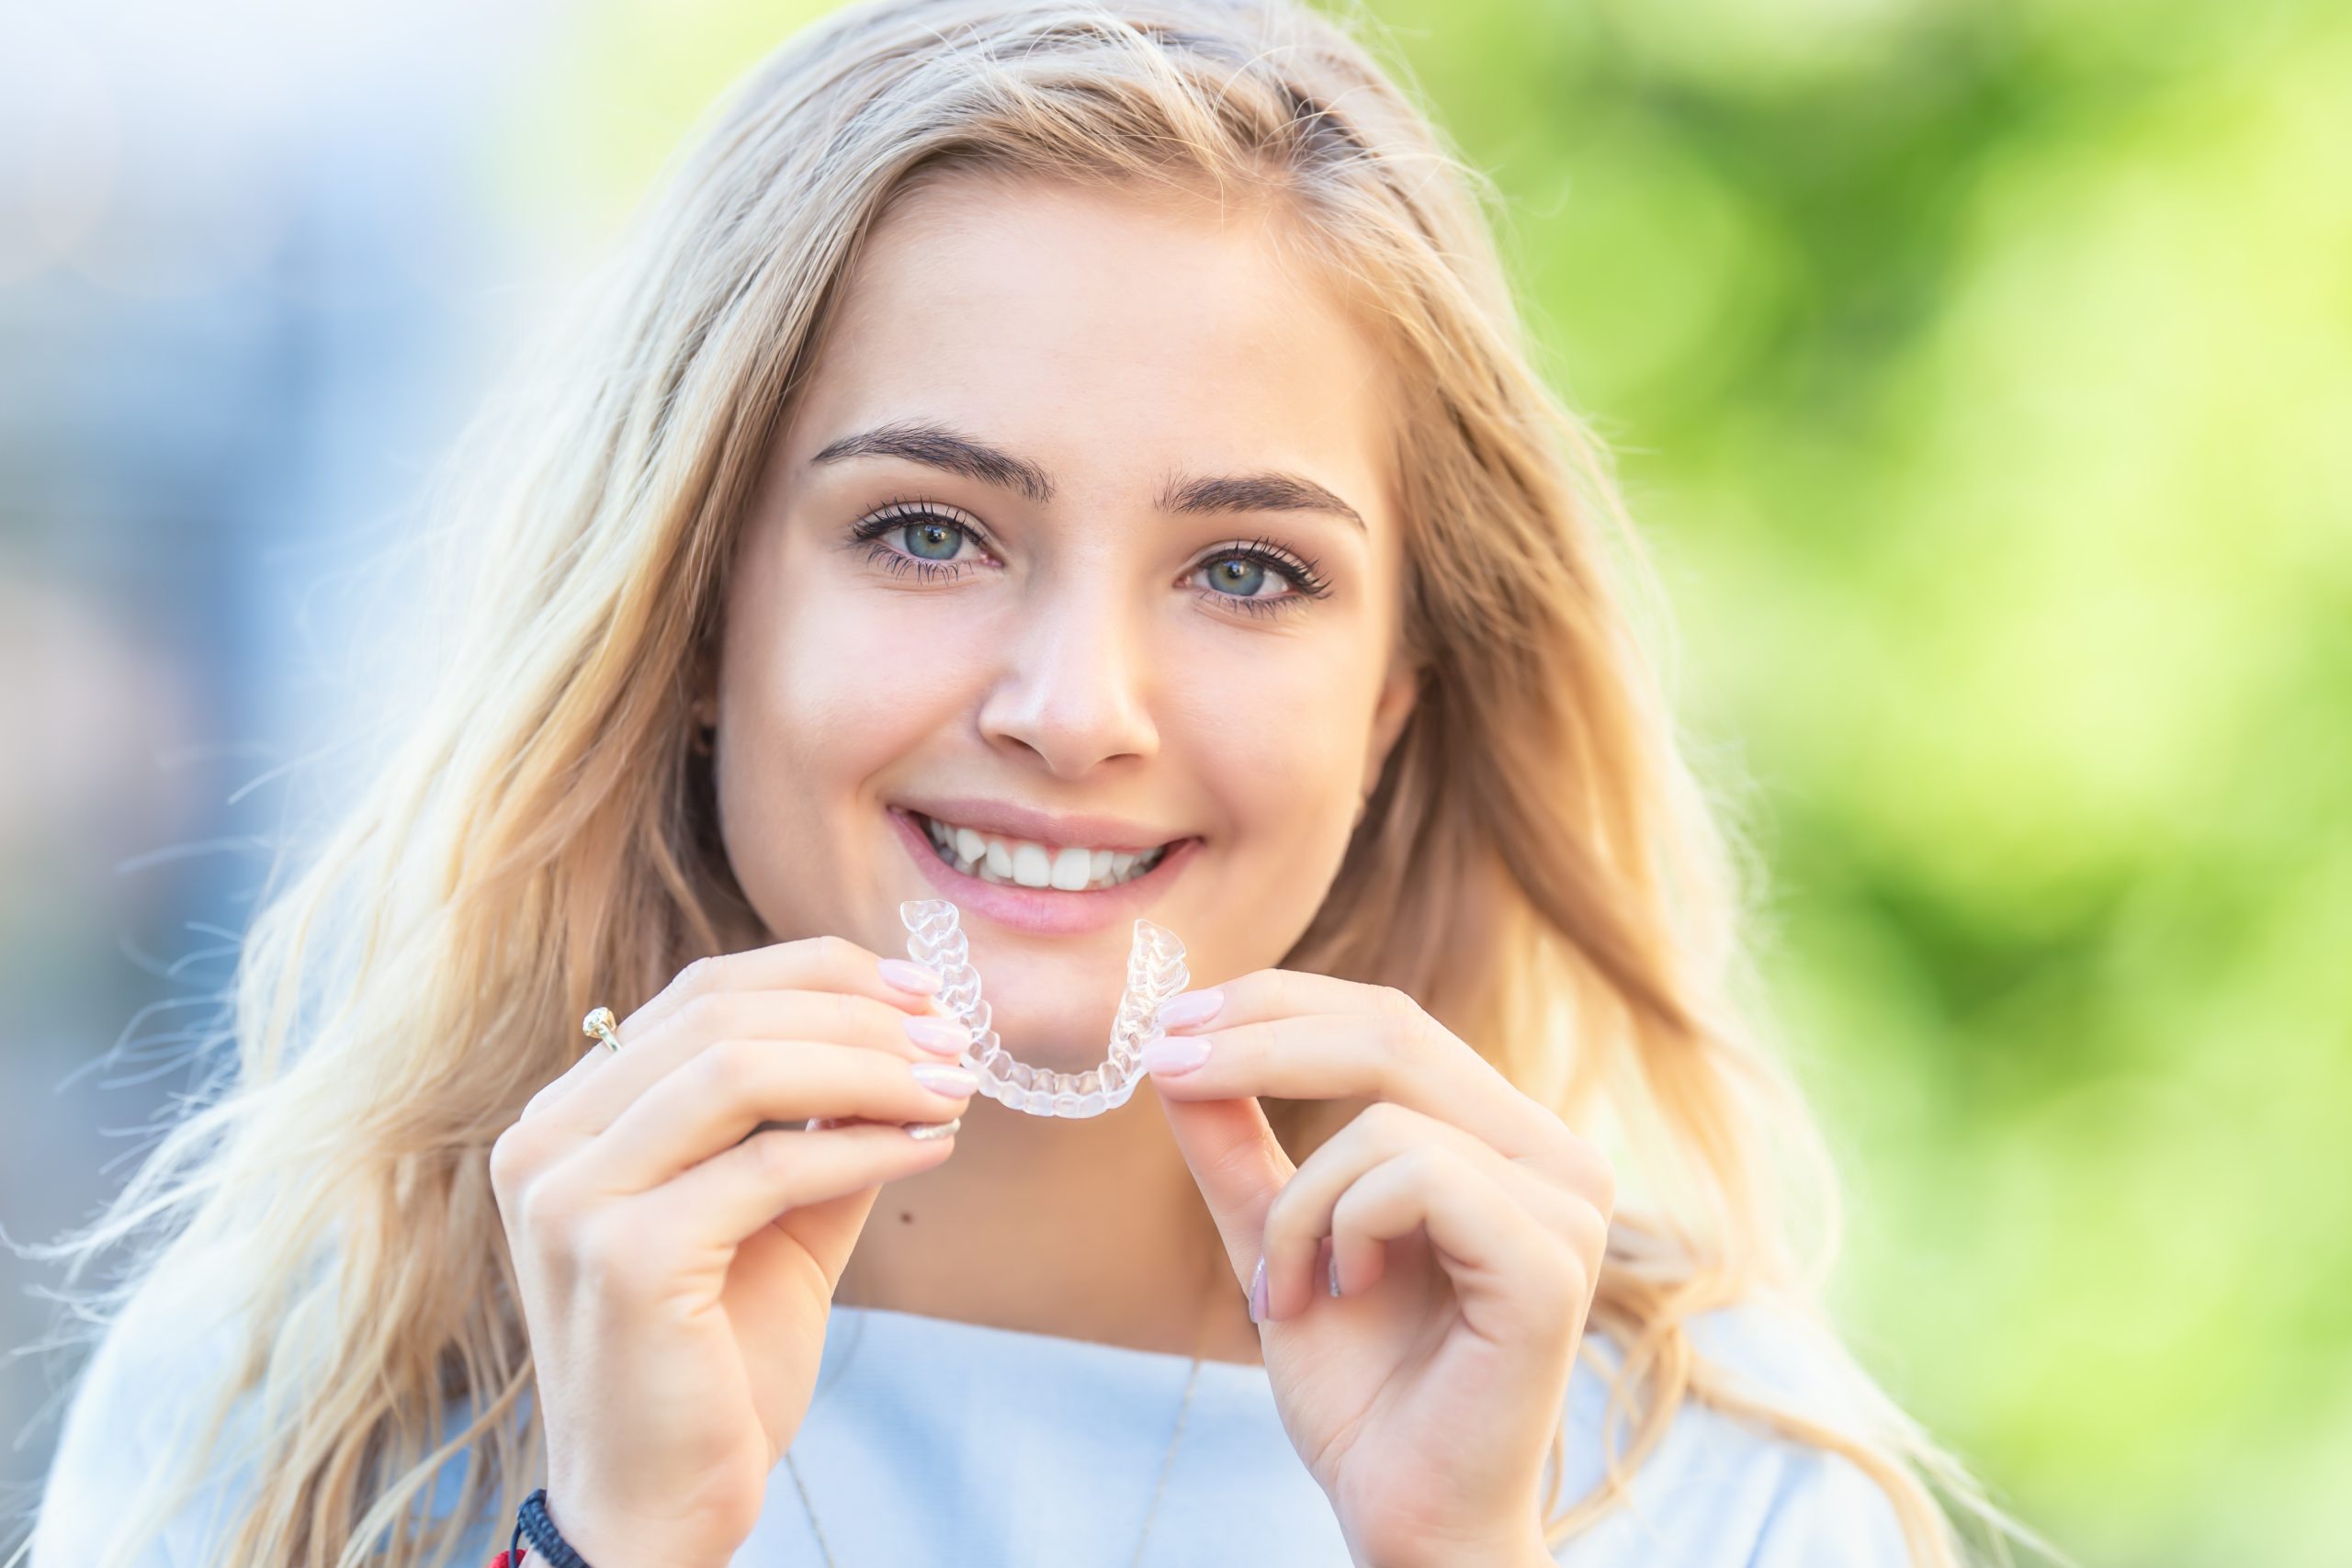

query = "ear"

[
  {"left": 1359, "top": 652, "right": 1419, "bottom": 802},
  {"left": 685, "top": 641, "right": 719, "bottom": 731}
]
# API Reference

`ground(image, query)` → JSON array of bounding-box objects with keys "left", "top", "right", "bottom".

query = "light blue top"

[{"left": 33, "top": 1293, "right": 1913, "bottom": 1566}]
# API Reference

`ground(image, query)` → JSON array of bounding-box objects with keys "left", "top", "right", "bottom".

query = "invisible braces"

[{"left": 899, "top": 898, "right": 1190, "bottom": 1118}]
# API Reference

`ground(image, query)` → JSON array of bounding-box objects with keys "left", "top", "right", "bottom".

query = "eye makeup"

[{"left": 844, "top": 496, "right": 1335, "bottom": 615}]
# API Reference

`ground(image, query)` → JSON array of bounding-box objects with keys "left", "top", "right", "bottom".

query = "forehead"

[{"left": 787, "top": 170, "right": 1398, "bottom": 523}]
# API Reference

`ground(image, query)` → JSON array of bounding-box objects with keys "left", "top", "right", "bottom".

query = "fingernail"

[
  {"left": 910, "top": 1062, "right": 977, "bottom": 1098},
  {"left": 878, "top": 958, "right": 944, "bottom": 994},
  {"left": 1155, "top": 988, "right": 1223, "bottom": 1031},
  {"left": 1328, "top": 1252, "right": 1343, "bottom": 1297},
  {"left": 904, "top": 1015, "right": 969, "bottom": 1057},
  {"left": 1248, "top": 1255, "right": 1268, "bottom": 1324},
  {"left": 905, "top": 1115, "right": 960, "bottom": 1142},
  {"left": 1140, "top": 1035, "right": 1212, "bottom": 1076}
]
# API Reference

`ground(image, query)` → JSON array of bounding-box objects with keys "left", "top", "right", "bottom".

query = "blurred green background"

[
  {"left": 4, "top": 0, "right": 2339, "bottom": 1563},
  {"left": 496, "top": 1, "right": 2351, "bottom": 1562}
]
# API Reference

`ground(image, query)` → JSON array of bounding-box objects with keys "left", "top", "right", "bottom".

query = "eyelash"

[{"left": 845, "top": 496, "right": 1334, "bottom": 616}]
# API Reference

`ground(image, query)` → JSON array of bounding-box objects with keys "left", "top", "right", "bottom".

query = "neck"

[{"left": 834, "top": 1080, "right": 1261, "bottom": 1365}]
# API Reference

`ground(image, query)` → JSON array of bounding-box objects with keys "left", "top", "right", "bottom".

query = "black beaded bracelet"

[{"left": 513, "top": 1487, "right": 595, "bottom": 1568}]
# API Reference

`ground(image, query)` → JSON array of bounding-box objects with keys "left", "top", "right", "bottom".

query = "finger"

[
  {"left": 548, "top": 986, "right": 968, "bottom": 1138},
  {"left": 1156, "top": 966, "right": 1369, "bottom": 1032},
  {"left": 530, "top": 935, "right": 951, "bottom": 1115},
  {"left": 635, "top": 934, "right": 949, "bottom": 1035},
  {"left": 564, "top": 1040, "right": 975, "bottom": 1195},
  {"left": 637, "top": 1117, "right": 960, "bottom": 1254},
  {"left": 1329, "top": 1144, "right": 1588, "bottom": 1344},
  {"left": 1259, "top": 1101, "right": 1577, "bottom": 1321},
  {"left": 526, "top": 1046, "right": 616, "bottom": 1122},
  {"left": 1148, "top": 1001, "right": 1575, "bottom": 1174},
  {"left": 1154, "top": 1088, "right": 1295, "bottom": 1293}
]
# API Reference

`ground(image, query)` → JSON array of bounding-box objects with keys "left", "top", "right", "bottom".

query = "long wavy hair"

[{"left": 13, "top": 2, "right": 2062, "bottom": 1565}]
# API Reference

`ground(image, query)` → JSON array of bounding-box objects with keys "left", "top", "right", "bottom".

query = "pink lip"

[
  {"left": 892, "top": 795, "right": 1179, "bottom": 855},
  {"left": 887, "top": 807, "right": 1199, "bottom": 936}
]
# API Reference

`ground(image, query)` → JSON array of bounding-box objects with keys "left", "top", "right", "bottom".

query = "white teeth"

[
  {"left": 914, "top": 812, "right": 1173, "bottom": 892},
  {"left": 1049, "top": 845, "right": 1092, "bottom": 890}
]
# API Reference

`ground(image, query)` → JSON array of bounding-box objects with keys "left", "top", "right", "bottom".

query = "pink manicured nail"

[
  {"left": 910, "top": 1062, "right": 977, "bottom": 1098},
  {"left": 1140, "top": 1035, "right": 1211, "bottom": 1076},
  {"left": 878, "top": 958, "right": 944, "bottom": 994},
  {"left": 1248, "top": 1255, "right": 1268, "bottom": 1324},
  {"left": 904, "top": 1015, "right": 969, "bottom": 1057},
  {"left": 1155, "top": 988, "right": 1223, "bottom": 1031}
]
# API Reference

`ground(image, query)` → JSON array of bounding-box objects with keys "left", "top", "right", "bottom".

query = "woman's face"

[{"left": 705, "top": 172, "right": 1417, "bottom": 1067}]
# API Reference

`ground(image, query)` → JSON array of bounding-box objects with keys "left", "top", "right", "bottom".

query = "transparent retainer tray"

[{"left": 899, "top": 897, "right": 1190, "bottom": 1118}]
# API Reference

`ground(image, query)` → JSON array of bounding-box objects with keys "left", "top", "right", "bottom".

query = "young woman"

[{"left": 22, "top": 2, "right": 2057, "bottom": 1565}]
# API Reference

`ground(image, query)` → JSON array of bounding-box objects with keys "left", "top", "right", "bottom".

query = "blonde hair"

[{"left": 15, "top": 3, "right": 2065, "bottom": 1565}]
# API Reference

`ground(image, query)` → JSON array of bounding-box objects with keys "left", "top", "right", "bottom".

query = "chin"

[{"left": 974, "top": 960, "right": 1136, "bottom": 1067}]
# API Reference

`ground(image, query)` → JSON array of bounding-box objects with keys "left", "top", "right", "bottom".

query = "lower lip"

[{"left": 887, "top": 807, "right": 1199, "bottom": 936}]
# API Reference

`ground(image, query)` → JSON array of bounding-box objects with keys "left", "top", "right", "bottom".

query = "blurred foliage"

[{"left": 492, "top": 1, "right": 2352, "bottom": 1562}]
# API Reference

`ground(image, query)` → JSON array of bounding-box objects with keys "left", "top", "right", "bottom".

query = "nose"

[{"left": 974, "top": 573, "right": 1159, "bottom": 776}]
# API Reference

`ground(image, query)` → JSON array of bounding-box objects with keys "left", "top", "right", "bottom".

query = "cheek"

[
  {"left": 729, "top": 568, "right": 978, "bottom": 790},
  {"left": 1168, "top": 641, "right": 1379, "bottom": 837}
]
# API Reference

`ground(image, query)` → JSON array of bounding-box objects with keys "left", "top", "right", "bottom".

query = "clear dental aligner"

[{"left": 899, "top": 897, "right": 1190, "bottom": 1118}]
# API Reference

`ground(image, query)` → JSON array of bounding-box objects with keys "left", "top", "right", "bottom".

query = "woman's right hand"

[{"left": 489, "top": 935, "right": 976, "bottom": 1568}]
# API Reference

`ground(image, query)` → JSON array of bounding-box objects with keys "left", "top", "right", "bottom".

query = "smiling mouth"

[{"left": 908, "top": 810, "right": 1178, "bottom": 893}]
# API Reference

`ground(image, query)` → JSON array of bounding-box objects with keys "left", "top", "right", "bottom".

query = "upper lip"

[{"left": 897, "top": 797, "right": 1191, "bottom": 854}]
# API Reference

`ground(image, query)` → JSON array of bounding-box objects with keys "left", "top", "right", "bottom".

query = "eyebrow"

[{"left": 809, "top": 419, "right": 1367, "bottom": 533}]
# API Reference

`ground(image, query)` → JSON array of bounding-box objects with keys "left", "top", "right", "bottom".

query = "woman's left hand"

[{"left": 1147, "top": 971, "right": 1614, "bottom": 1568}]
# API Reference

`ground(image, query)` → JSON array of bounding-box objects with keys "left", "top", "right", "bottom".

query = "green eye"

[
  {"left": 1204, "top": 557, "right": 1272, "bottom": 596},
  {"left": 901, "top": 519, "right": 964, "bottom": 560},
  {"left": 847, "top": 502, "right": 991, "bottom": 582},
  {"left": 847, "top": 502, "right": 1334, "bottom": 618},
  {"left": 1189, "top": 536, "right": 1332, "bottom": 617}
]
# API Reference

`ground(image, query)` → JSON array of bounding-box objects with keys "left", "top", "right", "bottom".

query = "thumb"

[
  {"left": 1154, "top": 1086, "right": 1295, "bottom": 1280},
  {"left": 774, "top": 1179, "right": 885, "bottom": 1289}
]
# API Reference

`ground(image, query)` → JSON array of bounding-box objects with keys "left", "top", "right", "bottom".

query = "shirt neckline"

[{"left": 826, "top": 1302, "right": 1272, "bottom": 1383}]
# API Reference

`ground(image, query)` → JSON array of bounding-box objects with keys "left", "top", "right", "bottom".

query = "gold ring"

[{"left": 582, "top": 1006, "right": 623, "bottom": 1055}]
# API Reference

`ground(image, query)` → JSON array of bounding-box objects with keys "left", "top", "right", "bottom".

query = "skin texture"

[{"left": 700, "top": 169, "right": 1419, "bottom": 1367}]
